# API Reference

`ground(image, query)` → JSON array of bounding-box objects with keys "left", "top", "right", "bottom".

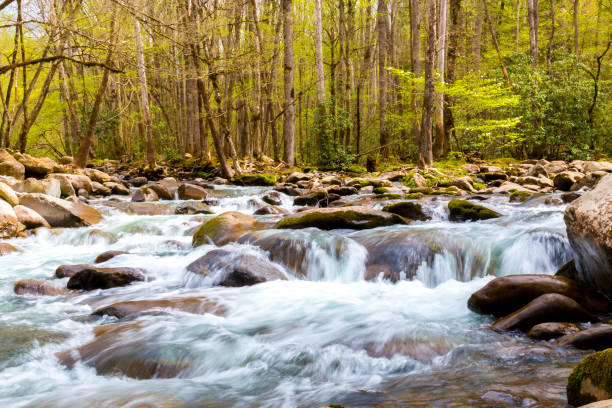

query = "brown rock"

[
  {"left": 0, "top": 242, "right": 20, "bottom": 255},
  {"left": 131, "top": 186, "right": 159, "bottom": 202},
  {"left": 526, "top": 322, "right": 581, "bottom": 340},
  {"left": 92, "top": 297, "right": 226, "bottom": 319},
  {"left": 19, "top": 193, "right": 102, "bottom": 227},
  {"left": 558, "top": 326, "right": 612, "bottom": 350},
  {"left": 66, "top": 267, "right": 146, "bottom": 290},
  {"left": 14, "top": 279, "right": 65, "bottom": 296},
  {"left": 14, "top": 205, "right": 50, "bottom": 229},
  {"left": 177, "top": 183, "right": 207, "bottom": 200},
  {"left": 94, "top": 250, "right": 129, "bottom": 264},
  {"left": 192, "top": 211, "right": 262, "bottom": 247},
  {"left": 276, "top": 206, "right": 408, "bottom": 230}
]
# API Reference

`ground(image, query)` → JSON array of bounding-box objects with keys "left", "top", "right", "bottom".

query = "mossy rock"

[
  {"left": 276, "top": 206, "right": 408, "bottom": 230},
  {"left": 383, "top": 201, "right": 429, "bottom": 221},
  {"left": 448, "top": 200, "right": 501, "bottom": 222},
  {"left": 509, "top": 190, "right": 532, "bottom": 203},
  {"left": 405, "top": 193, "right": 423, "bottom": 199},
  {"left": 473, "top": 182, "right": 486, "bottom": 191},
  {"left": 234, "top": 173, "right": 277, "bottom": 186},
  {"left": 345, "top": 165, "right": 366, "bottom": 174},
  {"left": 373, "top": 187, "right": 392, "bottom": 195},
  {"left": 567, "top": 348, "right": 612, "bottom": 407},
  {"left": 192, "top": 212, "right": 261, "bottom": 247},
  {"left": 375, "top": 193, "right": 403, "bottom": 200},
  {"left": 410, "top": 187, "right": 434, "bottom": 195}
]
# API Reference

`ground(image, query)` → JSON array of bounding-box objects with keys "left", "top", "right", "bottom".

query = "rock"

[
  {"left": 14, "top": 279, "right": 65, "bottom": 296},
  {"left": 234, "top": 173, "right": 277, "bottom": 186},
  {"left": 449, "top": 176, "right": 476, "bottom": 193},
  {"left": 583, "top": 161, "right": 612, "bottom": 173},
  {"left": 127, "top": 176, "right": 148, "bottom": 187},
  {"left": 526, "top": 322, "right": 581, "bottom": 340},
  {"left": 77, "top": 188, "right": 89, "bottom": 198},
  {"left": 94, "top": 250, "right": 129, "bottom": 264},
  {"left": 0, "top": 199, "right": 18, "bottom": 238},
  {"left": 527, "top": 164, "right": 549, "bottom": 178},
  {"left": 14, "top": 205, "right": 50, "bottom": 229},
  {"left": 192, "top": 211, "right": 261, "bottom": 247},
  {"left": 131, "top": 186, "right": 159, "bottom": 202},
  {"left": 489, "top": 181, "right": 534, "bottom": 194},
  {"left": 14, "top": 153, "right": 54, "bottom": 177},
  {"left": 320, "top": 175, "right": 342, "bottom": 185},
  {"left": 448, "top": 200, "right": 501, "bottom": 222},
  {"left": 293, "top": 189, "right": 329, "bottom": 206},
  {"left": 127, "top": 203, "right": 173, "bottom": 216},
  {"left": 564, "top": 174, "right": 612, "bottom": 299},
  {"left": 567, "top": 347, "right": 612, "bottom": 407},
  {"left": 556, "top": 259, "right": 580, "bottom": 281},
  {"left": 482, "top": 172, "right": 508, "bottom": 182},
  {"left": 0, "top": 182, "right": 18, "bottom": 206},
  {"left": 480, "top": 165, "right": 504, "bottom": 173},
  {"left": 544, "top": 160, "right": 568, "bottom": 174},
  {"left": 562, "top": 192, "right": 581, "bottom": 203},
  {"left": 149, "top": 182, "right": 174, "bottom": 200},
  {"left": 468, "top": 275, "right": 612, "bottom": 317},
  {"left": 48, "top": 173, "right": 92, "bottom": 194},
  {"left": 212, "top": 177, "right": 228, "bottom": 185},
  {"left": 91, "top": 297, "right": 225, "bottom": 319},
  {"left": 66, "top": 267, "right": 146, "bottom": 290},
  {"left": 276, "top": 206, "right": 408, "bottom": 230},
  {"left": 275, "top": 184, "right": 301, "bottom": 196},
  {"left": 55, "top": 264, "right": 90, "bottom": 278},
  {"left": 13, "top": 178, "right": 61, "bottom": 198},
  {"left": 19, "top": 193, "right": 102, "bottom": 227},
  {"left": 328, "top": 185, "right": 359, "bottom": 196},
  {"left": 254, "top": 205, "right": 289, "bottom": 215},
  {"left": 491, "top": 293, "right": 598, "bottom": 331},
  {"left": 411, "top": 173, "right": 428, "bottom": 188},
  {"left": 84, "top": 168, "right": 112, "bottom": 184},
  {"left": 46, "top": 174, "right": 75, "bottom": 197},
  {"left": 186, "top": 249, "right": 287, "bottom": 287},
  {"left": 262, "top": 191, "right": 282, "bottom": 205},
  {"left": 0, "top": 149, "right": 25, "bottom": 179},
  {"left": 461, "top": 164, "right": 480, "bottom": 174},
  {"left": 554, "top": 171, "right": 584, "bottom": 191},
  {"left": 382, "top": 201, "right": 429, "bottom": 221},
  {"left": 91, "top": 181, "right": 111, "bottom": 196},
  {"left": 0, "top": 242, "right": 21, "bottom": 255},
  {"left": 177, "top": 183, "right": 207, "bottom": 200},
  {"left": 175, "top": 201, "right": 213, "bottom": 215},
  {"left": 559, "top": 326, "right": 612, "bottom": 351},
  {"left": 59, "top": 156, "right": 73, "bottom": 165},
  {"left": 515, "top": 176, "right": 554, "bottom": 188},
  {"left": 287, "top": 172, "right": 311, "bottom": 184},
  {"left": 103, "top": 181, "right": 130, "bottom": 195}
]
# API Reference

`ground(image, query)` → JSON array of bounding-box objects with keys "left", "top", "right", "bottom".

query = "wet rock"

[
  {"left": 0, "top": 242, "right": 21, "bottom": 255},
  {"left": 92, "top": 297, "right": 226, "bottom": 319},
  {"left": 382, "top": 201, "right": 429, "bottom": 221},
  {"left": 149, "top": 182, "right": 174, "bottom": 200},
  {"left": 94, "top": 250, "right": 129, "bottom": 264},
  {"left": 14, "top": 205, "right": 50, "bottom": 229},
  {"left": 234, "top": 173, "right": 277, "bottom": 186},
  {"left": 66, "top": 267, "right": 146, "bottom": 290},
  {"left": 0, "top": 181, "right": 18, "bottom": 206},
  {"left": 287, "top": 172, "right": 311, "bottom": 184},
  {"left": 564, "top": 174, "right": 612, "bottom": 299},
  {"left": 254, "top": 205, "right": 288, "bottom": 215},
  {"left": 127, "top": 202, "right": 173, "bottom": 216},
  {"left": 328, "top": 185, "right": 359, "bottom": 196},
  {"left": 262, "top": 191, "right": 282, "bottom": 205},
  {"left": 84, "top": 168, "right": 112, "bottom": 184},
  {"left": 363, "top": 335, "right": 453, "bottom": 362},
  {"left": 0, "top": 199, "right": 18, "bottom": 238},
  {"left": 131, "top": 186, "right": 159, "bottom": 202},
  {"left": 103, "top": 181, "right": 130, "bottom": 195},
  {"left": 55, "top": 264, "right": 90, "bottom": 278},
  {"left": 448, "top": 200, "right": 501, "bottom": 222},
  {"left": 526, "top": 322, "right": 581, "bottom": 340},
  {"left": 571, "top": 172, "right": 606, "bottom": 192},
  {"left": 554, "top": 171, "right": 584, "bottom": 191},
  {"left": 13, "top": 153, "right": 54, "bottom": 177},
  {"left": 14, "top": 279, "right": 65, "bottom": 296},
  {"left": 91, "top": 181, "right": 111, "bottom": 196},
  {"left": 127, "top": 176, "right": 148, "bottom": 187},
  {"left": 481, "top": 391, "right": 521, "bottom": 406},
  {"left": 562, "top": 192, "right": 581, "bottom": 203},
  {"left": 567, "top": 347, "right": 612, "bottom": 406},
  {"left": 293, "top": 189, "right": 329, "bottom": 206},
  {"left": 212, "top": 177, "right": 228, "bottom": 185},
  {"left": 276, "top": 206, "right": 408, "bottom": 230},
  {"left": 13, "top": 178, "right": 61, "bottom": 198},
  {"left": 192, "top": 211, "right": 262, "bottom": 247},
  {"left": 0, "top": 149, "right": 25, "bottom": 179},
  {"left": 177, "top": 183, "right": 207, "bottom": 200},
  {"left": 186, "top": 249, "right": 287, "bottom": 286},
  {"left": 468, "top": 275, "right": 612, "bottom": 317},
  {"left": 175, "top": 201, "right": 213, "bottom": 215},
  {"left": 19, "top": 193, "right": 102, "bottom": 227},
  {"left": 558, "top": 326, "right": 612, "bottom": 351},
  {"left": 491, "top": 293, "right": 598, "bottom": 331}
]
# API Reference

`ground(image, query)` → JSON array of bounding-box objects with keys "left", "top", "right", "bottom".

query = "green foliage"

[
  {"left": 309, "top": 101, "right": 354, "bottom": 171},
  {"left": 345, "top": 164, "right": 366, "bottom": 174}
]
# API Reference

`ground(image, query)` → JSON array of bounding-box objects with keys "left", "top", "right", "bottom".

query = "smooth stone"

[
  {"left": 14, "top": 279, "right": 65, "bottom": 296},
  {"left": 567, "top": 348, "right": 612, "bottom": 406},
  {"left": 382, "top": 201, "right": 429, "bottom": 221},
  {"left": 91, "top": 297, "right": 226, "bottom": 319},
  {"left": 13, "top": 205, "right": 50, "bottom": 229},
  {"left": 66, "top": 267, "right": 146, "bottom": 290},
  {"left": 448, "top": 199, "right": 501, "bottom": 222},
  {"left": 177, "top": 183, "right": 207, "bottom": 200},
  {"left": 558, "top": 326, "right": 612, "bottom": 351},
  {"left": 19, "top": 193, "right": 102, "bottom": 227},
  {"left": 526, "top": 322, "right": 581, "bottom": 340},
  {"left": 192, "top": 212, "right": 262, "bottom": 247},
  {"left": 276, "top": 206, "right": 408, "bottom": 230},
  {"left": 94, "top": 250, "right": 129, "bottom": 264}
]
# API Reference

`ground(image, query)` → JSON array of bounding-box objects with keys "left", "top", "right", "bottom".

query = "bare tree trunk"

[
  {"left": 472, "top": 1, "right": 483, "bottom": 71},
  {"left": 314, "top": 0, "right": 326, "bottom": 105},
  {"left": 527, "top": 0, "right": 539, "bottom": 67},
  {"left": 282, "top": 0, "right": 296, "bottom": 166},
  {"left": 249, "top": 0, "right": 264, "bottom": 159},
  {"left": 410, "top": 0, "right": 421, "bottom": 149},
  {"left": 573, "top": 0, "right": 579, "bottom": 55},
  {"left": 444, "top": 0, "right": 461, "bottom": 152},
  {"left": 377, "top": 0, "right": 389, "bottom": 158},
  {"left": 483, "top": 0, "right": 511, "bottom": 86},
  {"left": 420, "top": 0, "right": 437, "bottom": 168},
  {"left": 135, "top": 21, "right": 156, "bottom": 167},
  {"left": 546, "top": 0, "right": 555, "bottom": 70},
  {"left": 433, "top": 0, "right": 447, "bottom": 159},
  {"left": 515, "top": 0, "right": 521, "bottom": 53}
]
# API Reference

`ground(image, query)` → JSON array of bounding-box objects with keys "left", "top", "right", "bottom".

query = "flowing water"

[{"left": 0, "top": 186, "right": 584, "bottom": 407}]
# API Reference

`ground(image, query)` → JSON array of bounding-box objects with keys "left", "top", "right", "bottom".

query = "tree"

[
  {"left": 420, "top": 0, "right": 437, "bottom": 168},
  {"left": 282, "top": 0, "right": 296, "bottom": 166},
  {"left": 135, "top": 20, "right": 156, "bottom": 167}
]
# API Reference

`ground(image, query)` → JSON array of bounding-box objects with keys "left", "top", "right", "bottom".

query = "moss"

[
  {"left": 383, "top": 201, "right": 428, "bottom": 221},
  {"left": 276, "top": 209, "right": 407, "bottom": 230},
  {"left": 509, "top": 190, "right": 531, "bottom": 202},
  {"left": 448, "top": 199, "right": 501, "bottom": 222},
  {"left": 375, "top": 193, "right": 403, "bottom": 200},
  {"left": 405, "top": 193, "right": 423, "bottom": 199},
  {"left": 401, "top": 177, "right": 418, "bottom": 188},
  {"left": 235, "top": 173, "right": 277, "bottom": 186},
  {"left": 192, "top": 216, "right": 223, "bottom": 247},
  {"left": 473, "top": 182, "right": 486, "bottom": 190},
  {"left": 345, "top": 164, "right": 367, "bottom": 174},
  {"left": 373, "top": 187, "right": 391, "bottom": 195},
  {"left": 196, "top": 171, "right": 214, "bottom": 179},
  {"left": 567, "top": 348, "right": 612, "bottom": 407}
]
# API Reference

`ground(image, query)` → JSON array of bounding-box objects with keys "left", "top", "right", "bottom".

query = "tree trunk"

[
  {"left": 420, "top": 0, "right": 437, "bottom": 168},
  {"left": 472, "top": 2, "right": 483, "bottom": 71},
  {"left": 410, "top": 0, "right": 421, "bottom": 149},
  {"left": 433, "top": 0, "right": 447, "bottom": 159},
  {"left": 281, "top": 0, "right": 296, "bottom": 166},
  {"left": 515, "top": 0, "right": 521, "bottom": 53},
  {"left": 483, "top": 0, "right": 511, "bottom": 86},
  {"left": 527, "top": 0, "right": 539, "bottom": 67},
  {"left": 573, "top": 0, "right": 579, "bottom": 55},
  {"left": 314, "top": 0, "right": 326, "bottom": 105},
  {"left": 546, "top": 0, "right": 555, "bottom": 70},
  {"left": 135, "top": 21, "right": 156, "bottom": 167},
  {"left": 377, "top": 0, "right": 389, "bottom": 158},
  {"left": 445, "top": 0, "right": 461, "bottom": 153}
]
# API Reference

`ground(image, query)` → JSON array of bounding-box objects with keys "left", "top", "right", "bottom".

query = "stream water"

[{"left": 0, "top": 186, "right": 584, "bottom": 407}]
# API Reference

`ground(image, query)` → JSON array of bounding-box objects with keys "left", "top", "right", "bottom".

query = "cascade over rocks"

[
  {"left": 92, "top": 297, "right": 226, "bottom": 319},
  {"left": 564, "top": 174, "right": 612, "bottom": 299},
  {"left": 19, "top": 193, "right": 102, "bottom": 227},
  {"left": 192, "top": 212, "right": 262, "bottom": 247},
  {"left": 186, "top": 249, "right": 287, "bottom": 287},
  {"left": 276, "top": 206, "right": 408, "bottom": 230}
]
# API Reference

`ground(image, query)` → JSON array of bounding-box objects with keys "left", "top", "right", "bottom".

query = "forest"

[{"left": 0, "top": 0, "right": 610, "bottom": 176}]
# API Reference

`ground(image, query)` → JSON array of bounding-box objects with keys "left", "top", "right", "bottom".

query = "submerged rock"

[
  {"left": 14, "top": 279, "right": 65, "bottom": 296},
  {"left": 448, "top": 200, "right": 500, "bottom": 222},
  {"left": 92, "top": 297, "right": 226, "bottom": 319},
  {"left": 19, "top": 193, "right": 102, "bottom": 227},
  {"left": 468, "top": 275, "right": 611, "bottom": 317},
  {"left": 0, "top": 242, "right": 21, "bottom": 256},
  {"left": 186, "top": 249, "right": 287, "bottom": 286},
  {"left": 564, "top": 174, "right": 612, "bottom": 299},
  {"left": 276, "top": 206, "right": 407, "bottom": 230},
  {"left": 491, "top": 293, "right": 598, "bottom": 331},
  {"left": 192, "top": 212, "right": 262, "bottom": 247},
  {"left": 66, "top": 267, "right": 146, "bottom": 290},
  {"left": 254, "top": 205, "right": 288, "bottom": 215},
  {"left": 567, "top": 348, "right": 612, "bottom": 406},
  {"left": 558, "top": 326, "right": 612, "bottom": 351}
]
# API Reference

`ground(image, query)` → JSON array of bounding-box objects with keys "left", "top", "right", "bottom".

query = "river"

[{"left": 0, "top": 186, "right": 583, "bottom": 407}]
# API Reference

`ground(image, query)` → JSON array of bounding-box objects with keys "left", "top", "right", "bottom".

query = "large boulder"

[
  {"left": 276, "top": 206, "right": 408, "bottom": 230},
  {"left": 13, "top": 178, "right": 61, "bottom": 198},
  {"left": 14, "top": 205, "right": 50, "bottom": 229},
  {"left": 149, "top": 183, "right": 174, "bottom": 200},
  {"left": 554, "top": 171, "right": 584, "bottom": 191},
  {"left": 382, "top": 201, "right": 429, "bottom": 221},
  {"left": 19, "top": 193, "right": 102, "bottom": 227},
  {"left": 131, "top": 186, "right": 159, "bottom": 202},
  {"left": 0, "top": 199, "right": 18, "bottom": 238},
  {"left": 175, "top": 201, "right": 213, "bottom": 215},
  {"left": 192, "top": 212, "right": 261, "bottom": 247},
  {"left": 448, "top": 200, "right": 501, "bottom": 222},
  {"left": 186, "top": 249, "right": 287, "bottom": 287},
  {"left": 84, "top": 168, "right": 112, "bottom": 184},
  {"left": 13, "top": 153, "right": 55, "bottom": 177},
  {"left": 0, "top": 181, "right": 18, "bottom": 206},
  {"left": 468, "top": 275, "right": 612, "bottom": 317},
  {"left": 66, "top": 266, "right": 146, "bottom": 290},
  {"left": 567, "top": 348, "right": 612, "bottom": 407},
  {"left": 0, "top": 149, "right": 25, "bottom": 179},
  {"left": 491, "top": 293, "right": 598, "bottom": 331},
  {"left": 104, "top": 182, "right": 130, "bottom": 196},
  {"left": 90, "top": 181, "right": 111, "bottom": 196},
  {"left": 45, "top": 174, "right": 75, "bottom": 197},
  {"left": 177, "top": 183, "right": 207, "bottom": 200},
  {"left": 47, "top": 173, "right": 91, "bottom": 194},
  {"left": 559, "top": 326, "right": 612, "bottom": 351},
  {"left": 564, "top": 174, "right": 612, "bottom": 299}
]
